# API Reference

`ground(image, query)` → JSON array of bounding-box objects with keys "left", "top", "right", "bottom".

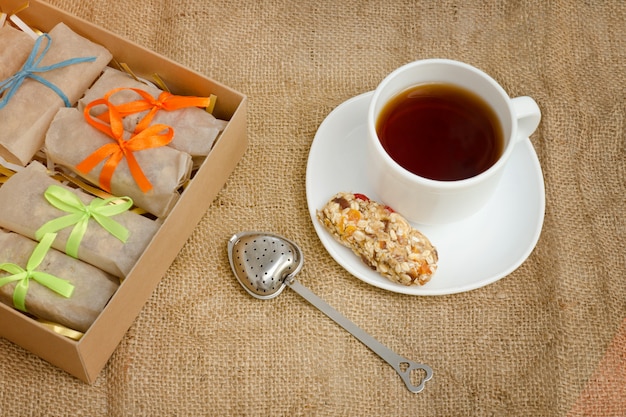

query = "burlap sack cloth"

[{"left": 0, "top": 1, "right": 624, "bottom": 416}]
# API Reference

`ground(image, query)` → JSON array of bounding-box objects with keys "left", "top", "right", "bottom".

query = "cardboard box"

[{"left": 0, "top": 0, "right": 247, "bottom": 383}]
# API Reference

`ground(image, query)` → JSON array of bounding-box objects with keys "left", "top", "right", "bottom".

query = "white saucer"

[{"left": 305, "top": 92, "right": 545, "bottom": 295}]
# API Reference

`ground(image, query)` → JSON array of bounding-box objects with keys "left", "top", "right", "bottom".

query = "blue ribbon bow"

[{"left": 0, "top": 33, "right": 96, "bottom": 110}]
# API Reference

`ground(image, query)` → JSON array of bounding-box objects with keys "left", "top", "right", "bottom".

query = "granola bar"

[{"left": 317, "top": 192, "right": 438, "bottom": 286}]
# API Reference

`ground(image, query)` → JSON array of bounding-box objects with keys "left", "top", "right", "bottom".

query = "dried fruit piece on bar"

[{"left": 317, "top": 192, "right": 438, "bottom": 286}]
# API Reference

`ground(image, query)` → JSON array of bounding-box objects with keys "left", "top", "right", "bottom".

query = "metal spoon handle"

[{"left": 287, "top": 280, "right": 433, "bottom": 393}]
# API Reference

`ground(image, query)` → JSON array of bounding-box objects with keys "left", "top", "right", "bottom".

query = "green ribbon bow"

[
  {"left": 35, "top": 185, "right": 133, "bottom": 258},
  {"left": 0, "top": 233, "right": 75, "bottom": 312}
]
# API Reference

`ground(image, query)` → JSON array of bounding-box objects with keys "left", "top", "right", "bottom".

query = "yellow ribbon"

[{"left": 37, "top": 319, "right": 84, "bottom": 341}]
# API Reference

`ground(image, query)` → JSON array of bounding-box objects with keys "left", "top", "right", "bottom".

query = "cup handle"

[{"left": 511, "top": 96, "right": 541, "bottom": 143}]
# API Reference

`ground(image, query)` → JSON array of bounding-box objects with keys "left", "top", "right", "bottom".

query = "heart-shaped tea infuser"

[{"left": 227, "top": 231, "right": 433, "bottom": 393}]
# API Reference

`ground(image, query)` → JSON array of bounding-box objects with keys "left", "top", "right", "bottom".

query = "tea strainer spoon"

[{"left": 227, "top": 231, "right": 433, "bottom": 393}]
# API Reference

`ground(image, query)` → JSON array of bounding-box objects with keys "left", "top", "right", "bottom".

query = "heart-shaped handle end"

[{"left": 397, "top": 361, "right": 433, "bottom": 393}]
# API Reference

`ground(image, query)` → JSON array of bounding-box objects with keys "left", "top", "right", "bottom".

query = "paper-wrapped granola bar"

[
  {"left": 45, "top": 106, "right": 192, "bottom": 217},
  {"left": 78, "top": 67, "right": 228, "bottom": 156},
  {"left": 0, "top": 22, "right": 112, "bottom": 165},
  {"left": 0, "top": 25, "right": 35, "bottom": 80},
  {"left": 0, "top": 230, "right": 119, "bottom": 332},
  {"left": 0, "top": 162, "right": 159, "bottom": 277}
]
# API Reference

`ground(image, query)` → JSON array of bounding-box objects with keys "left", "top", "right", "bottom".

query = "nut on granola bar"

[{"left": 317, "top": 192, "right": 437, "bottom": 286}]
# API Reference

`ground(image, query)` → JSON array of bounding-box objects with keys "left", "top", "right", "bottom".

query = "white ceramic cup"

[{"left": 366, "top": 59, "right": 541, "bottom": 225}]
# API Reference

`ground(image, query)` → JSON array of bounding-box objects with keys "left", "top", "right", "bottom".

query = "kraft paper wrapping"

[
  {"left": 0, "top": 25, "right": 35, "bottom": 81},
  {"left": 0, "top": 22, "right": 112, "bottom": 165},
  {"left": 0, "top": 230, "right": 119, "bottom": 333},
  {"left": 0, "top": 161, "right": 159, "bottom": 278},
  {"left": 78, "top": 67, "right": 228, "bottom": 156},
  {"left": 45, "top": 107, "right": 192, "bottom": 217}
]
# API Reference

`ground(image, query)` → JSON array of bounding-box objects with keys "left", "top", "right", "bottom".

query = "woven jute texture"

[{"left": 1, "top": 1, "right": 624, "bottom": 416}]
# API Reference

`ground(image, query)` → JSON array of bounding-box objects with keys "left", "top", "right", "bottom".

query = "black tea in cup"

[{"left": 376, "top": 83, "right": 504, "bottom": 181}]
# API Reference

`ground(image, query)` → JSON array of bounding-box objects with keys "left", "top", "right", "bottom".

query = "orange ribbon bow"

[
  {"left": 76, "top": 98, "right": 174, "bottom": 193},
  {"left": 99, "top": 87, "right": 211, "bottom": 133}
]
